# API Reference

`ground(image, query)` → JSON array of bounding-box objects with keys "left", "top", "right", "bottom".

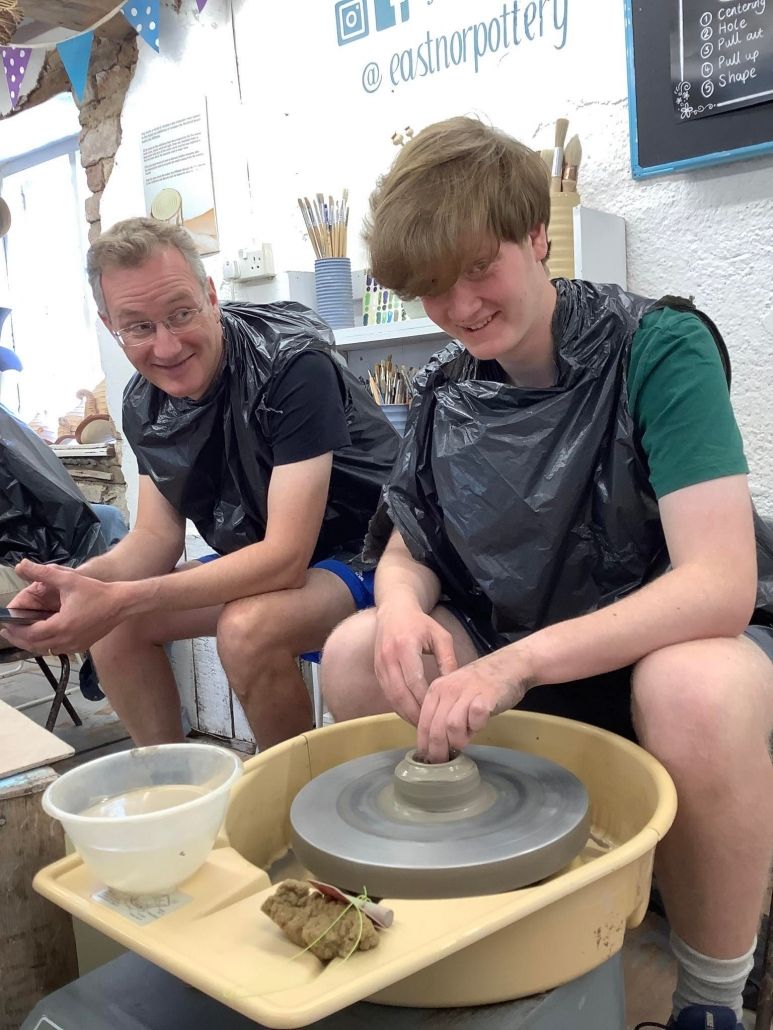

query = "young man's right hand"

[{"left": 374, "top": 601, "right": 458, "bottom": 727}]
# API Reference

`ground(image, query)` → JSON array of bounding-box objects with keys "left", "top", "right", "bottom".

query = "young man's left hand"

[{"left": 416, "top": 651, "right": 533, "bottom": 763}]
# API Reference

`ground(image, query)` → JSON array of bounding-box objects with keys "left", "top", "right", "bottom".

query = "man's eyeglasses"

[{"left": 112, "top": 304, "right": 205, "bottom": 348}]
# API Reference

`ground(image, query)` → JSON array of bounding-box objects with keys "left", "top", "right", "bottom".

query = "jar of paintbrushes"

[
  {"left": 366, "top": 356, "right": 415, "bottom": 436},
  {"left": 298, "top": 191, "right": 354, "bottom": 329}
]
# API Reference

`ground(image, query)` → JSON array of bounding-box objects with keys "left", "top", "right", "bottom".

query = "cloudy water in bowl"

[{"left": 80, "top": 784, "right": 207, "bottom": 818}]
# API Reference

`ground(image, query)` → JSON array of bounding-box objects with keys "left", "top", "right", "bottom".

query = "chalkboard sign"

[{"left": 625, "top": 0, "right": 773, "bottom": 178}]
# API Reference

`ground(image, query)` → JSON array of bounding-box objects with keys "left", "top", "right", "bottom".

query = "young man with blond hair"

[{"left": 321, "top": 117, "right": 773, "bottom": 1029}]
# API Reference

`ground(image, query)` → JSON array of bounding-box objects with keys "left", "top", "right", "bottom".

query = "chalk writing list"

[{"left": 670, "top": 0, "right": 773, "bottom": 120}]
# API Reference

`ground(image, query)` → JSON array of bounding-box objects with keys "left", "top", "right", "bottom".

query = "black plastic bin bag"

[
  {"left": 0, "top": 404, "right": 104, "bottom": 568},
  {"left": 367, "top": 280, "right": 773, "bottom": 642},
  {"left": 123, "top": 301, "right": 399, "bottom": 562}
]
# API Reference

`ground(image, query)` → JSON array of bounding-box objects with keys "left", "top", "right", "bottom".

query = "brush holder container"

[
  {"left": 314, "top": 257, "right": 354, "bottom": 329},
  {"left": 548, "top": 192, "right": 581, "bottom": 280},
  {"left": 381, "top": 402, "right": 409, "bottom": 436}
]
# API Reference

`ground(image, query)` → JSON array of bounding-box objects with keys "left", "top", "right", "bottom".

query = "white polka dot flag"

[
  {"left": 2, "top": 46, "right": 31, "bottom": 110},
  {"left": 121, "top": 0, "right": 161, "bottom": 53},
  {"left": 56, "top": 31, "right": 94, "bottom": 103}
]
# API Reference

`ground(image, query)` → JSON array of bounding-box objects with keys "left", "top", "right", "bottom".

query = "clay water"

[{"left": 79, "top": 784, "right": 210, "bottom": 892}]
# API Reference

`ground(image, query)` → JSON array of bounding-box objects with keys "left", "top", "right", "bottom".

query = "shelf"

[
  {"left": 334, "top": 317, "right": 449, "bottom": 351},
  {"left": 51, "top": 444, "right": 115, "bottom": 458}
]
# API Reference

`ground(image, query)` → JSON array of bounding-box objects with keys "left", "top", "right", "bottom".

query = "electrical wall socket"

[
  {"left": 236, "top": 244, "right": 275, "bottom": 281},
  {"left": 222, "top": 257, "right": 241, "bottom": 281}
]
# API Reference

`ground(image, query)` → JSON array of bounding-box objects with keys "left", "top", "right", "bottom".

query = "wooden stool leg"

[{"left": 34, "top": 656, "right": 81, "bottom": 731}]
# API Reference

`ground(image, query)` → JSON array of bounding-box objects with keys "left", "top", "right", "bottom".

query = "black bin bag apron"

[
  {"left": 0, "top": 403, "right": 104, "bottom": 567},
  {"left": 123, "top": 301, "right": 400, "bottom": 563},
  {"left": 368, "top": 279, "right": 773, "bottom": 645}
]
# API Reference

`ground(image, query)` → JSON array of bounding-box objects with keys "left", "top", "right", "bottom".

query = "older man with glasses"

[{"left": 3, "top": 217, "right": 398, "bottom": 751}]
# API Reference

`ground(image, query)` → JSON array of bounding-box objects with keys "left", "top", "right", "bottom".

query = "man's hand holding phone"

[{"left": 0, "top": 608, "right": 55, "bottom": 625}]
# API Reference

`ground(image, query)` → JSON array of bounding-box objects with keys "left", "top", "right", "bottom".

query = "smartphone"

[{"left": 0, "top": 608, "right": 55, "bottom": 625}]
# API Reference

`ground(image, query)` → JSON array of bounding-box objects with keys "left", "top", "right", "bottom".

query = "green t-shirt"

[{"left": 627, "top": 306, "right": 748, "bottom": 498}]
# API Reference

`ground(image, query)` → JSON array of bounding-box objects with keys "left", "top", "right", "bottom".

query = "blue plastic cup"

[{"left": 381, "top": 403, "right": 409, "bottom": 436}]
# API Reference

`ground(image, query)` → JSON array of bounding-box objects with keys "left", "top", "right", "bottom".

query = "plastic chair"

[
  {"left": 0, "top": 648, "right": 80, "bottom": 732},
  {"left": 299, "top": 651, "right": 324, "bottom": 728},
  {"left": 756, "top": 891, "right": 773, "bottom": 1030}
]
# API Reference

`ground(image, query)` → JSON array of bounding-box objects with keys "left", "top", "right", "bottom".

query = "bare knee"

[
  {"left": 217, "top": 597, "right": 277, "bottom": 675},
  {"left": 90, "top": 613, "right": 157, "bottom": 671},
  {"left": 321, "top": 610, "right": 384, "bottom": 719},
  {"left": 632, "top": 636, "right": 772, "bottom": 768}
]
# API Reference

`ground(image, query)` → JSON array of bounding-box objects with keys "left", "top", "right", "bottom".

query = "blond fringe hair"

[
  {"left": 87, "top": 217, "right": 208, "bottom": 315},
  {"left": 364, "top": 116, "right": 550, "bottom": 299}
]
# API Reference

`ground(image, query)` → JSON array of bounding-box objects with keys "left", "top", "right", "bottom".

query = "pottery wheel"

[{"left": 290, "top": 745, "right": 590, "bottom": 899}]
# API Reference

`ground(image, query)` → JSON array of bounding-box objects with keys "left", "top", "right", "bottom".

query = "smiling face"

[
  {"left": 420, "top": 229, "right": 558, "bottom": 386},
  {"left": 100, "top": 246, "right": 223, "bottom": 400}
]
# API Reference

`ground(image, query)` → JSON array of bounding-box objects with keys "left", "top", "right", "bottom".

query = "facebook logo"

[
  {"left": 335, "top": 0, "right": 369, "bottom": 45},
  {"left": 374, "top": 0, "right": 410, "bottom": 31}
]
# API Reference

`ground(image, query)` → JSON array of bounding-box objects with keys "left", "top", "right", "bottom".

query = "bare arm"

[
  {"left": 80, "top": 475, "right": 186, "bottom": 582},
  {"left": 124, "top": 452, "right": 333, "bottom": 613},
  {"left": 374, "top": 529, "right": 443, "bottom": 613},
  {"left": 6, "top": 476, "right": 185, "bottom": 619},
  {"left": 4, "top": 453, "right": 334, "bottom": 653},
  {"left": 373, "top": 530, "right": 459, "bottom": 724},
  {"left": 417, "top": 474, "right": 757, "bottom": 760}
]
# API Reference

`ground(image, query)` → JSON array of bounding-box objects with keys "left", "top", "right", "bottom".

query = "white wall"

[
  {"left": 99, "top": 0, "right": 249, "bottom": 519},
  {"left": 101, "top": 0, "right": 773, "bottom": 517}
]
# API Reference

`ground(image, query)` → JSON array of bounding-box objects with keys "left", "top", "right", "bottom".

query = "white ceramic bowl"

[{"left": 42, "top": 743, "right": 242, "bottom": 894}]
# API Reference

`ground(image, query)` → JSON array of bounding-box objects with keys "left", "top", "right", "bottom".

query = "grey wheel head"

[{"left": 290, "top": 745, "right": 590, "bottom": 899}]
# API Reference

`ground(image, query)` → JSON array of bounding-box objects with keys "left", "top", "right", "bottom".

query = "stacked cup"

[
  {"left": 381, "top": 403, "right": 409, "bottom": 436},
  {"left": 315, "top": 258, "right": 354, "bottom": 329}
]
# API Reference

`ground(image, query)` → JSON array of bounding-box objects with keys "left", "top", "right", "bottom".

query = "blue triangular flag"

[
  {"left": 57, "top": 31, "right": 94, "bottom": 103},
  {"left": 122, "top": 0, "right": 161, "bottom": 52}
]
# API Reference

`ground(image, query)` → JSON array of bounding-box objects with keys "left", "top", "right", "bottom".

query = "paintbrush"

[
  {"left": 562, "top": 135, "right": 582, "bottom": 193},
  {"left": 297, "top": 198, "right": 322, "bottom": 258},
  {"left": 551, "top": 117, "right": 569, "bottom": 194}
]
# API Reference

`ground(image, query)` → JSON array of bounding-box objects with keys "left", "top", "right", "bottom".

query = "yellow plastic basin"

[{"left": 34, "top": 712, "right": 676, "bottom": 1028}]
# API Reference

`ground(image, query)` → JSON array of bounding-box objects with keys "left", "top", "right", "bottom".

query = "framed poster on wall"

[
  {"left": 140, "top": 100, "right": 219, "bottom": 254},
  {"left": 625, "top": 0, "right": 773, "bottom": 178}
]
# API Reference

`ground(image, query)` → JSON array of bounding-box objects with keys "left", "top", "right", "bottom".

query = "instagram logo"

[
  {"left": 374, "top": 0, "right": 409, "bottom": 31},
  {"left": 335, "top": 0, "right": 369, "bottom": 45}
]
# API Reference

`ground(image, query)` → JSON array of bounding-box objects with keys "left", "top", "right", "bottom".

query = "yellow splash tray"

[{"left": 34, "top": 712, "right": 676, "bottom": 1028}]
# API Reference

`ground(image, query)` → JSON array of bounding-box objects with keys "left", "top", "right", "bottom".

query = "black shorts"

[{"left": 443, "top": 605, "right": 773, "bottom": 744}]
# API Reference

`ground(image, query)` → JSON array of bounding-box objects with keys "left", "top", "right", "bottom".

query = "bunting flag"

[
  {"left": 1, "top": 46, "right": 30, "bottom": 109},
  {"left": 121, "top": 0, "right": 161, "bottom": 52},
  {"left": 2, "top": 1, "right": 211, "bottom": 108},
  {"left": 57, "top": 31, "right": 94, "bottom": 103}
]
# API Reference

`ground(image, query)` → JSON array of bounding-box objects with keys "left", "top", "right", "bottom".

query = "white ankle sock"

[{"left": 670, "top": 930, "right": 756, "bottom": 1020}]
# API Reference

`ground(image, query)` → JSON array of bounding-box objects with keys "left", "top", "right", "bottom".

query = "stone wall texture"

[{"left": 78, "top": 36, "right": 138, "bottom": 244}]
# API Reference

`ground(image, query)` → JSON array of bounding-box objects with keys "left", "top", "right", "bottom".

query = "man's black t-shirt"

[{"left": 267, "top": 351, "right": 351, "bottom": 465}]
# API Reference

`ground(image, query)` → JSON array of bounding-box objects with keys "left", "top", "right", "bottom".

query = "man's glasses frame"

[{"left": 111, "top": 303, "right": 206, "bottom": 348}]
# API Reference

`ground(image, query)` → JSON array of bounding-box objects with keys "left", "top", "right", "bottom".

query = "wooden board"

[
  {"left": 0, "top": 698, "right": 74, "bottom": 778},
  {"left": 0, "top": 766, "right": 78, "bottom": 1028},
  {"left": 21, "top": 0, "right": 118, "bottom": 32}
]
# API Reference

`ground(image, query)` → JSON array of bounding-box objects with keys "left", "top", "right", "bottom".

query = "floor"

[{"left": 2, "top": 659, "right": 763, "bottom": 1030}]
